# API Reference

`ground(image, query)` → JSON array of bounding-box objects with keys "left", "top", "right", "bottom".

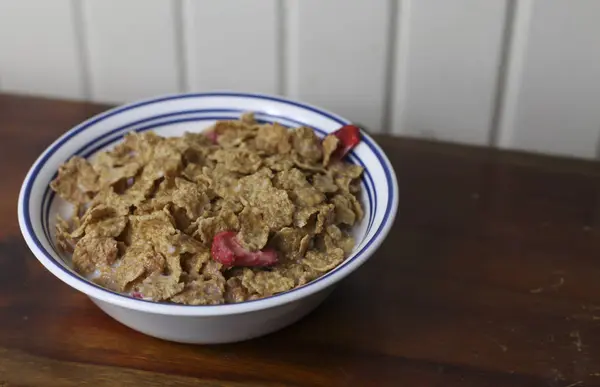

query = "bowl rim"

[{"left": 18, "top": 91, "right": 399, "bottom": 316}]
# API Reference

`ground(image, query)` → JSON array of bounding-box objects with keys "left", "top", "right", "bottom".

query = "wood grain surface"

[{"left": 2, "top": 93, "right": 600, "bottom": 386}]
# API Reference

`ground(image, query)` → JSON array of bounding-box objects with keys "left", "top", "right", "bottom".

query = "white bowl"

[{"left": 18, "top": 92, "right": 398, "bottom": 344}]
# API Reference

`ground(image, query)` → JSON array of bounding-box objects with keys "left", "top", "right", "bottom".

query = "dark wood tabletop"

[{"left": 2, "top": 93, "right": 600, "bottom": 387}]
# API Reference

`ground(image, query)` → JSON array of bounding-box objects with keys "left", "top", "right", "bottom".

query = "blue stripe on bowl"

[{"left": 22, "top": 92, "right": 396, "bottom": 308}]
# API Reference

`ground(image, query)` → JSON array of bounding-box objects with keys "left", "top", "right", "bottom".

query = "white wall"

[{"left": 0, "top": 0, "right": 599, "bottom": 159}]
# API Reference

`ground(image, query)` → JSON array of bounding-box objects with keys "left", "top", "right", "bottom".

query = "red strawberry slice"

[
  {"left": 211, "top": 231, "right": 278, "bottom": 267},
  {"left": 330, "top": 125, "right": 361, "bottom": 159},
  {"left": 204, "top": 130, "right": 219, "bottom": 144}
]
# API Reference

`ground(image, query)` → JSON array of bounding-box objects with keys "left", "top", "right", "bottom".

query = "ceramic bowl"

[{"left": 18, "top": 92, "right": 398, "bottom": 344}]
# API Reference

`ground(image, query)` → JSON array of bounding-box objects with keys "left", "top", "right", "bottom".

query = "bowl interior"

[{"left": 20, "top": 93, "right": 397, "bottom": 313}]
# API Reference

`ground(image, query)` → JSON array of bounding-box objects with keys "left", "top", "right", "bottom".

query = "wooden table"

[{"left": 1, "top": 94, "right": 600, "bottom": 387}]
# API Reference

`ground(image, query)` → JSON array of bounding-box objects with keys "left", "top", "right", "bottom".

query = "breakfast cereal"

[{"left": 50, "top": 114, "right": 363, "bottom": 304}]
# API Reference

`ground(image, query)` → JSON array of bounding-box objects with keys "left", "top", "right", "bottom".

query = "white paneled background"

[{"left": 0, "top": 0, "right": 599, "bottom": 159}]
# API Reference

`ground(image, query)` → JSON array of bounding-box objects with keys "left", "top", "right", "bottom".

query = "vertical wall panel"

[
  {"left": 391, "top": 0, "right": 508, "bottom": 145},
  {"left": 285, "top": 0, "right": 391, "bottom": 132},
  {"left": 0, "top": 0, "right": 85, "bottom": 99},
  {"left": 82, "top": 0, "right": 181, "bottom": 103},
  {"left": 0, "top": 0, "right": 599, "bottom": 160},
  {"left": 182, "top": 0, "right": 279, "bottom": 94},
  {"left": 498, "top": 0, "right": 600, "bottom": 159}
]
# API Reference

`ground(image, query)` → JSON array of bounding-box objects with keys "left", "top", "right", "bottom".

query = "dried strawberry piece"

[
  {"left": 211, "top": 231, "right": 278, "bottom": 267},
  {"left": 330, "top": 125, "right": 361, "bottom": 159},
  {"left": 132, "top": 291, "right": 143, "bottom": 299},
  {"left": 204, "top": 130, "right": 218, "bottom": 144}
]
